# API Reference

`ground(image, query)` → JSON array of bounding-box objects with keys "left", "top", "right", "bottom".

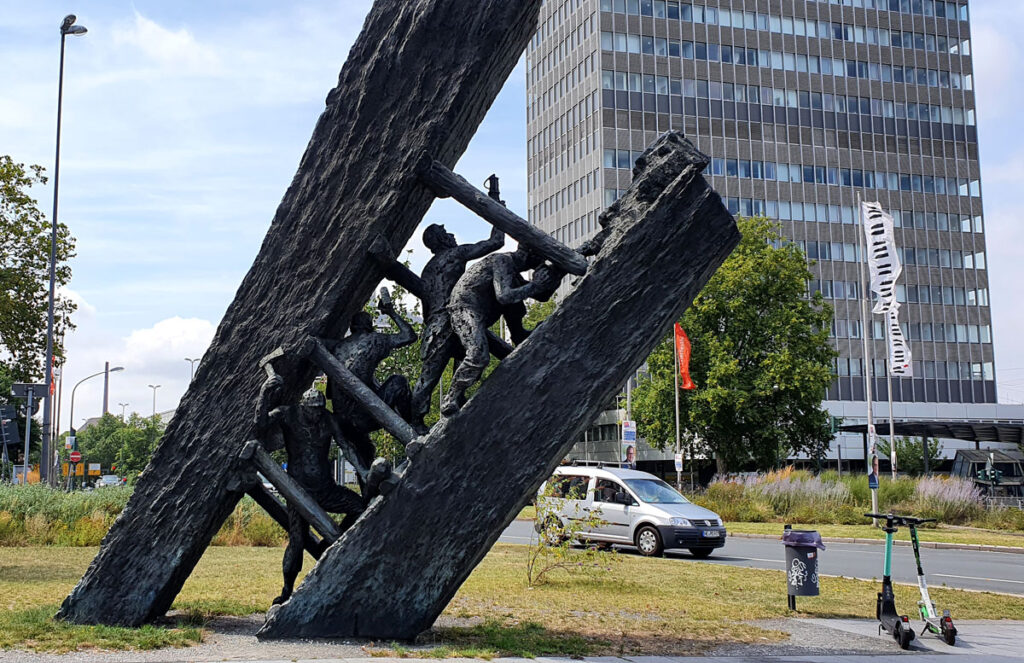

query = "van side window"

[
  {"left": 552, "top": 475, "right": 590, "bottom": 499},
  {"left": 594, "top": 478, "right": 626, "bottom": 503}
]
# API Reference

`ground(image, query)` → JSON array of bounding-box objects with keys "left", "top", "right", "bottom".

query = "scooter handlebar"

[{"left": 863, "top": 513, "right": 938, "bottom": 525}]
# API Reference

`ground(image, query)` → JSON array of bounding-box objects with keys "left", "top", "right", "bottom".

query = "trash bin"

[{"left": 782, "top": 526, "right": 825, "bottom": 609}]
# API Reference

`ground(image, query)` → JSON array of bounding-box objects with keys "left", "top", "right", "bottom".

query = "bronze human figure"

[
  {"left": 410, "top": 223, "right": 505, "bottom": 431},
  {"left": 254, "top": 377, "right": 364, "bottom": 605},
  {"left": 442, "top": 248, "right": 562, "bottom": 414},
  {"left": 326, "top": 294, "right": 417, "bottom": 471}
]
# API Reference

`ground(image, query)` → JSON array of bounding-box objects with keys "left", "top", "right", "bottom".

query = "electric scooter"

[
  {"left": 864, "top": 513, "right": 915, "bottom": 649},
  {"left": 903, "top": 516, "right": 957, "bottom": 645}
]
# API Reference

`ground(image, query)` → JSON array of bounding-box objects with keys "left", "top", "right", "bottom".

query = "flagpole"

[
  {"left": 856, "top": 193, "right": 879, "bottom": 523},
  {"left": 885, "top": 325, "right": 897, "bottom": 479},
  {"left": 674, "top": 333, "right": 681, "bottom": 491}
]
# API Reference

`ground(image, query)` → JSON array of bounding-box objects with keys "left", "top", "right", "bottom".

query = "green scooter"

[
  {"left": 903, "top": 515, "right": 957, "bottom": 645},
  {"left": 864, "top": 513, "right": 914, "bottom": 649}
]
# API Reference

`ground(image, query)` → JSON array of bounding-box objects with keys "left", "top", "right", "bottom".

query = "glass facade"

[{"left": 526, "top": 0, "right": 994, "bottom": 405}]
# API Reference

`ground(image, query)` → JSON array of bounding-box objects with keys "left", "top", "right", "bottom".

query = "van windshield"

[{"left": 624, "top": 478, "right": 690, "bottom": 504}]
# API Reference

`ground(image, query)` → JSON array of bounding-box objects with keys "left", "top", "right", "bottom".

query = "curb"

[{"left": 728, "top": 531, "right": 1024, "bottom": 554}]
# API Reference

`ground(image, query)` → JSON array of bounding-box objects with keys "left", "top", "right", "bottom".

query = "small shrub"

[{"left": 911, "top": 476, "right": 983, "bottom": 524}]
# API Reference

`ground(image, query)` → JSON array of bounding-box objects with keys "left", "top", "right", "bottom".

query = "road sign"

[
  {"left": 674, "top": 453, "right": 683, "bottom": 472},
  {"left": 622, "top": 420, "right": 636, "bottom": 442},
  {"left": 69, "top": 451, "right": 82, "bottom": 463}
]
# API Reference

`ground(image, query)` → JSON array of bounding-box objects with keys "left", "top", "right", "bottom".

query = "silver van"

[{"left": 536, "top": 464, "right": 726, "bottom": 557}]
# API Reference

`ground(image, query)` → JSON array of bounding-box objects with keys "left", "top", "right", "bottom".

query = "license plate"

[{"left": 702, "top": 530, "right": 720, "bottom": 538}]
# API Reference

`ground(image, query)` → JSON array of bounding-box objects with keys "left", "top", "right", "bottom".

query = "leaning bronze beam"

[
  {"left": 241, "top": 441, "right": 341, "bottom": 543},
  {"left": 308, "top": 338, "right": 417, "bottom": 446},
  {"left": 417, "top": 155, "right": 589, "bottom": 276}
]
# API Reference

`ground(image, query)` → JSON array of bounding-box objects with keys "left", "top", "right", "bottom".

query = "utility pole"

[
  {"left": 674, "top": 333, "right": 682, "bottom": 491},
  {"left": 856, "top": 194, "right": 879, "bottom": 523},
  {"left": 102, "top": 361, "right": 111, "bottom": 415}
]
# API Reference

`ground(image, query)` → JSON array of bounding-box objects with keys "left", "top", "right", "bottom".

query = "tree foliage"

[
  {"left": 876, "top": 436, "right": 943, "bottom": 477},
  {"left": 73, "top": 413, "right": 163, "bottom": 477},
  {"left": 632, "top": 217, "right": 837, "bottom": 471},
  {"left": 0, "top": 156, "right": 76, "bottom": 388}
]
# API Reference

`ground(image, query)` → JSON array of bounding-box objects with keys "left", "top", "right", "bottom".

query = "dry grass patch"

[{"left": 2, "top": 543, "right": 1024, "bottom": 656}]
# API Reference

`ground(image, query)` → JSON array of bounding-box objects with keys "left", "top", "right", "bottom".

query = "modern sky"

[{"left": 2, "top": 1, "right": 1024, "bottom": 429}]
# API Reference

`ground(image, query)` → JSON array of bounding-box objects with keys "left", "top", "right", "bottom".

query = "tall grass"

[
  {"left": 694, "top": 469, "right": 1021, "bottom": 529},
  {"left": 0, "top": 484, "right": 285, "bottom": 547}
]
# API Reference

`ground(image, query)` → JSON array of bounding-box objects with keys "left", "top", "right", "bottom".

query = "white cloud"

[
  {"left": 59, "top": 315, "right": 215, "bottom": 428},
  {"left": 111, "top": 13, "right": 221, "bottom": 74}
]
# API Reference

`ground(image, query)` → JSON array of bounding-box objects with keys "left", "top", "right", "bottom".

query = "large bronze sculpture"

[{"left": 57, "top": 0, "right": 741, "bottom": 643}]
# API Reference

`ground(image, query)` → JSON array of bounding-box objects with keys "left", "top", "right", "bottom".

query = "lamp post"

[
  {"left": 42, "top": 14, "right": 88, "bottom": 484},
  {"left": 184, "top": 357, "right": 199, "bottom": 381},
  {"left": 69, "top": 366, "right": 123, "bottom": 443},
  {"left": 148, "top": 385, "right": 161, "bottom": 418},
  {"left": 118, "top": 402, "right": 129, "bottom": 421}
]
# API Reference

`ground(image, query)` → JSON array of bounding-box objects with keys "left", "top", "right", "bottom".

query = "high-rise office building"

[{"left": 527, "top": 0, "right": 1010, "bottom": 462}]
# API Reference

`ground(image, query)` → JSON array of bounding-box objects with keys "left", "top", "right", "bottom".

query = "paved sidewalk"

[{"left": 0, "top": 618, "right": 1021, "bottom": 662}]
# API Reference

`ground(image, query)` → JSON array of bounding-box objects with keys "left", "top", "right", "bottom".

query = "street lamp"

[
  {"left": 148, "top": 385, "right": 161, "bottom": 418},
  {"left": 69, "top": 366, "right": 123, "bottom": 443},
  {"left": 184, "top": 357, "right": 199, "bottom": 381},
  {"left": 42, "top": 14, "right": 88, "bottom": 484},
  {"left": 118, "top": 402, "right": 129, "bottom": 421}
]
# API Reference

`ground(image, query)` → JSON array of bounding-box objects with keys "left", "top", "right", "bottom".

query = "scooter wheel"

[
  {"left": 893, "top": 622, "right": 913, "bottom": 650},
  {"left": 942, "top": 626, "right": 956, "bottom": 646}
]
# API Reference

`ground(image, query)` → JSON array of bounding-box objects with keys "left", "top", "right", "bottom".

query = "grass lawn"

[
  {"left": 726, "top": 522, "right": 1024, "bottom": 549},
  {"left": 3, "top": 544, "right": 1024, "bottom": 657}
]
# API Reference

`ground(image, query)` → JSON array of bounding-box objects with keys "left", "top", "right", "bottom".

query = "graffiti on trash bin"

[{"left": 789, "top": 558, "right": 807, "bottom": 587}]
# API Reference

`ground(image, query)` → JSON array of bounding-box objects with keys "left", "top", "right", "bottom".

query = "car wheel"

[
  {"left": 689, "top": 548, "right": 713, "bottom": 559},
  {"left": 634, "top": 525, "right": 663, "bottom": 556}
]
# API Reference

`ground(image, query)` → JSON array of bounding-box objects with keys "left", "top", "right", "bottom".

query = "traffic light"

[{"left": 829, "top": 416, "right": 842, "bottom": 434}]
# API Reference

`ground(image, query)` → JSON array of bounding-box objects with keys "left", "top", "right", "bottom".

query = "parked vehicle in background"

[
  {"left": 96, "top": 474, "right": 121, "bottom": 487},
  {"left": 537, "top": 463, "right": 727, "bottom": 557}
]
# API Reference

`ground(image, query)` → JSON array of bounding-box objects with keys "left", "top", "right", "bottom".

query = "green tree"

[
  {"left": 0, "top": 156, "right": 76, "bottom": 387},
  {"left": 73, "top": 413, "right": 127, "bottom": 469},
  {"left": 876, "top": 436, "right": 943, "bottom": 477},
  {"left": 74, "top": 413, "right": 163, "bottom": 477},
  {"left": 632, "top": 217, "right": 837, "bottom": 472}
]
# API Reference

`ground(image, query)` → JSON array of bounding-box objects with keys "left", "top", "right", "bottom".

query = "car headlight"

[{"left": 670, "top": 517, "right": 691, "bottom": 527}]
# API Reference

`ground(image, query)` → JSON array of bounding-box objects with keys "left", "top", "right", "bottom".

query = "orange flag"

[{"left": 674, "top": 323, "right": 695, "bottom": 390}]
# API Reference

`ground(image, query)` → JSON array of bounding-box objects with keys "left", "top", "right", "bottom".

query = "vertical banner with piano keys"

[{"left": 861, "top": 201, "right": 913, "bottom": 377}]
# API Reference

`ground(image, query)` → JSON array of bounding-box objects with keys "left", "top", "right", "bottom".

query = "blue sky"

[{"left": 1, "top": 1, "right": 1023, "bottom": 427}]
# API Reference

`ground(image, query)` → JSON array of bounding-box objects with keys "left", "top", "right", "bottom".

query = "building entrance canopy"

[{"left": 840, "top": 420, "right": 1024, "bottom": 446}]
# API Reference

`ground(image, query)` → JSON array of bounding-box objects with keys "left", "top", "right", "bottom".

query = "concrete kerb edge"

[{"left": 727, "top": 531, "right": 1024, "bottom": 554}]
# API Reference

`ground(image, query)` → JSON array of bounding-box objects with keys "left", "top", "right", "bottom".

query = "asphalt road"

[{"left": 499, "top": 520, "right": 1024, "bottom": 595}]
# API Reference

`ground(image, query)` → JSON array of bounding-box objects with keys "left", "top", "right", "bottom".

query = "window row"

[
  {"left": 800, "top": 241, "right": 990, "bottom": 279},
  {"left": 601, "top": 90, "right": 978, "bottom": 145},
  {"left": 603, "top": 191, "right": 986, "bottom": 231},
  {"left": 815, "top": 0, "right": 967, "bottom": 21},
  {"left": 831, "top": 319, "right": 992, "bottom": 343},
  {"left": 834, "top": 359, "right": 993, "bottom": 382},
  {"left": 599, "top": 1, "right": 970, "bottom": 55},
  {"left": 810, "top": 278, "right": 861, "bottom": 300},
  {"left": 599, "top": 34, "right": 973, "bottom": 91},
  {"left": 706, "top": 156, "right": 979, "bottom": 198},
  {"left": 601, "top": 71, "right": 976, "bottom": 128},
  {"left": 600, "top": 0, "right": 967, "bottom": 24}
]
